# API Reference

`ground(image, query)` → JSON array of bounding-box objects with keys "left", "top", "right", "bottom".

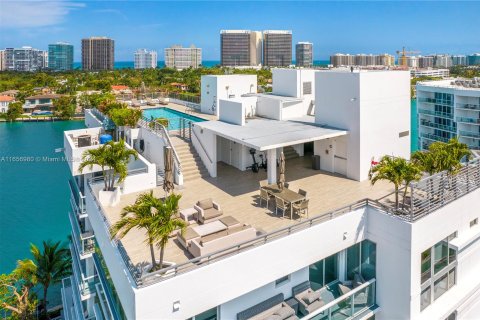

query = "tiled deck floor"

[{"left": 101, "top": 156, "right": 393, "bottom": 266}]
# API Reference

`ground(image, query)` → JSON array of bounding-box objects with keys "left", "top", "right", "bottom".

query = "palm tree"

[
  {"left": 154, "top": 193, "right": 186, "bottom": 270},
  {"left": 401, "top": 162, "right": 423, "bottom": 208},
  {"left": 79, "top": 140, "right": 138, "bottom": 191},
  {"left": 110, "top": 191, "right": 162, "bottom": 269},
  {"left": 13, "top": 259, "right": 38, "bottom": 290},
  {"left": 369, "top": 156, "right": 413, "bottom": 209},
  {"left": 30, "top": 241, "right": 71, "bottom": 315}
]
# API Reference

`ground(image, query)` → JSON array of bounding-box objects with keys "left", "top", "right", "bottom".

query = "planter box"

[{"left": 98, "top": 187, "right": 121, "bottom": 206}]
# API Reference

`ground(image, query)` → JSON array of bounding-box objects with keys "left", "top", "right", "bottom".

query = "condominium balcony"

[
  {"left": 456, "top": 116, "right": 480, "bottom": 125},
  {"left": 69, "top": 178, "right": 86, "bottom": 216},
  {"left": 459, "top": 130, "right": 480, "bottom": 139},
  {"left": 69, "top": 210, "right": 95, "bottom": 258},
  {"left": 419, "top": 119, "right": 457, "bottom": 133},
  {"left": 456, "top": 103, "right": 480, "bottom": 111},
  {"left": 418, "top": 97, "right": 453, "bottom": 107},
  {"left": 92, "top": 253, "right": 123, "bottom": 320},
  {"left": 418, "top": 108, "right": 453, "bottom": 120},
  {"left": 70, "top": 243, "right": 96, "bottom": 299},
  {"left": 419, "top": 132, "right": 450, "bottom": 143}
]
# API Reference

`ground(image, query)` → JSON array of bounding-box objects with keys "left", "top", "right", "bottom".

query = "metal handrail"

[
  {"left": 191, "top": 124, "right": 213, "bottom": 164},
  {"left": 459, "top": 130, "right": 480, "bottom": 139},
  {"left": 456, "top": 116, "right": 480, "bottom": 124}
]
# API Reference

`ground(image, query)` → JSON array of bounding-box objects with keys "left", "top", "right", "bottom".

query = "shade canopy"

[{"left": 163, "top": 146, "right": 174, "bottom": 193}]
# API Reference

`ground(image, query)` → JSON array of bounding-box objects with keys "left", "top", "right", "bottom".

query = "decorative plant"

[
  {"left": 79, "top": 140, "right": 139, "bottom": 191},
  {"left": 109, "top": 108, "right": 143, "bottom": 127},
  {"left": 149, "top": 117, "right": 169, "bottom": 129}
]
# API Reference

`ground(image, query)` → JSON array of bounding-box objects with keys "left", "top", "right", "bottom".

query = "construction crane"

[{"left": 396, "top": 47, "right": 420, "bottom": 67}]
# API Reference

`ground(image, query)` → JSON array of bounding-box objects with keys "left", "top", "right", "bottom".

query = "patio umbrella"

[
  {"left": 163, "top": 146, "right": 175, "bottom": 194},
  {"left": 278, "top": 151, "right": 286, "bottom": 190}
]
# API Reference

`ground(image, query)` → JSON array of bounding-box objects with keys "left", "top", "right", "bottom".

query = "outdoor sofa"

[
  {"left": 292, "top": 281, "right": 325, "bottom": 315},
  {"left": 237, "top": 293, "right": 298, "bottom": 320},
  {"left": 194, "top": 198, "right": 223, "bottom": 224}
]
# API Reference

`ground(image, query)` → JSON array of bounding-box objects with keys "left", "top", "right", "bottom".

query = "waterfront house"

[
  {"left": 0, "top": 95, "right": 14, "bottom": 113},
  {"left": 23, "top": 94, "right": 62, "bottom": 113}
]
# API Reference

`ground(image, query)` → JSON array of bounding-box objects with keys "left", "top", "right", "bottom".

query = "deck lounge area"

[{"left": 97, "top": 156, "right": 393, "bottom": 268}]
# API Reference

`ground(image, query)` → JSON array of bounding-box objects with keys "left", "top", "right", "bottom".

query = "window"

[
  {"left": 309, "top": 253, "right": 338, "bottom": 290},
  {"left": 434, "top": 241, "right": 448, "bottom": 274},
  {"left": 303, "top": 82, "right": 312, "bottom": 94},
  {"left": 275, "top": 275, "right": 290, "bottom": 287},
  {"left": 421, "top": 249, "right": 431, "bottom": 284},
  {"left": 434, "top": 273, "right": 448, "bottom": 300},
  {"left": 421, "top": 286, "right": 431, "bottom": 311},
  {"left": 346, "top": 243, "right": 360, "bottom": 280},
  {"left": 470, "top": 218, "right": 478, "bottom": 227},
  {"left": 445, "top": 312, "right": 457, "bottom": 320},
  {"left": 190, "top": 307, "right": 218, "bottom": 320}
]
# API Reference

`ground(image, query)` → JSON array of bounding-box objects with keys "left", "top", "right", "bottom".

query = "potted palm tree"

[{"left": 79, "top": 140, "right": 138, "bottom": 206}]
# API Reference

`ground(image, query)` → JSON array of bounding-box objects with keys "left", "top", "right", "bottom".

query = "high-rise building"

[
  {"left": 0, "top": 50, "right": 5, "bottom": 71},
  {"left": 467, "top": 53, "right": 480, "bottom": 66},
  {"left": 263, "top": 30, "right": 292, "bottom": 67},
  {"left": 452, "top": 55, "right": 467, "bottom": 66},
  {"left": 48, "top": 42, "right": 74, "bottom": 71},
  {"left": 417, "top": 79, "right": 480, "bottom": 150},
  {"left": 406, "top": 56, "right": 419, "bottom": 68},
  {"left": 418, "top": 56, "right": 434, "bottom": 68},
  {"left": 434, "top": 55, "right": 452, "bottom": 68},
  {"left": 330, "top": 53, "right": 394, "bottom": 67},
  {"left": 295, "top": 42, "right": 313, "bottom": 67},
  {"left": 4, "top": 47, "right": 47, "bottom": 71},
  {"left": 220, "top": 30, "right": 262, "bottom": 67},
  {"left": 134, "top": 49, "right": 157, "bottom": 69},
  {"left": 81, "top": 37, "right": 114, "bottom": 71},
  {"left": 164, "top": 45, "right": 201, "bottom": 70},
  {"left": 375, "top": 53, "right": 395, "bottom": 66}
]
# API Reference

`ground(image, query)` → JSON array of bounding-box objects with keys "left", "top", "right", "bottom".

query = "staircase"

[
  {"left": 171, "top": 137, "right": 209, "bottom": 182},
  {"left": 283, "top": 146, "right": 300, "bottom": 160}
]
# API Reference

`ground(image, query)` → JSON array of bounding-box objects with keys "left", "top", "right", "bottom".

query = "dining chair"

[
  {"left": 260, "top": 188, "right": 271, "bottom": 208},
  {"left": 293, "top": 199, "right": 309, "bottom": 220},
  {"left": 275, "top": 197, "right": 290, "bottom": 217},
  {"left": 284, "top": 182, "right": 290, "bottom": 189},
  {"left": 298, "top": 189, "right": 307, "bottom": 198},
  {"left": 259, "top": 180, "right": 268, "bottom": 188}
]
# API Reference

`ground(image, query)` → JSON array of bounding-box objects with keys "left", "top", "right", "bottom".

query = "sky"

[{"left": 0, "top": 0, "right": 479, "bottom": 61}]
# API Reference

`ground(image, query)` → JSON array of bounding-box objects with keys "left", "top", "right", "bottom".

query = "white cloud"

[{"left": 0, "top": 0, "right": 85, "bottom": 28}]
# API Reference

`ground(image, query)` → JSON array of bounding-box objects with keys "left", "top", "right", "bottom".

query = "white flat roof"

[{"left": 195, "top": 117, "right": 347, "bottom": 151}]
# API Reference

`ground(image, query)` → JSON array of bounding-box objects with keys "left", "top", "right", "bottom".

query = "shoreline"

[{"left": 0, "top": 116, "right": 85, "bottom": 123}]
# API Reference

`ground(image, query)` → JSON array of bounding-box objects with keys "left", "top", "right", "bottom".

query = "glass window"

[
  {"left": 361, "top": 240, "right": 376, "bottom": 280},
  {"left": 434, "top": 241, "right": 448, "bottom": 274},
  {"left": 346, "top": 243, "right": 360, "bottom": 280},
  {"left": 195, "top": 307, "right": 217, "bottom": 320},
  {"left": 434, "top": 273, "right": 448, "bottom": 300},
  {"left": 448, "top": 247, "right": 456, "bottom": 264},
  {"left": 275, "top": 275, "right": 290, "bottom": 287},
  {"left": 324, "top": 254, "right": 338, "bottom": 284},
  {"left": 309, "top": 260, "right": 324, "bottom": 290},
  {"left": 421, "top": 286, "right": 431, "bottom": 311},
  {"left": 448, "top": 269, "right": 456, "bottom": 289},
  {"left": 421, "top": 249, "right": 431, "bottom": 284}
]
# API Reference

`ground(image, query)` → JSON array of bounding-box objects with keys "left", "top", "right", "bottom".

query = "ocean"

[{"left": 72, "top": 60, "right": 332, "bottom": 69}]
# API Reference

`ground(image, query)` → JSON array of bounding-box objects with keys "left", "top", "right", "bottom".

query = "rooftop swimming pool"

[{"left": 142, "top": 107, "right": 206, "bottom": 131}]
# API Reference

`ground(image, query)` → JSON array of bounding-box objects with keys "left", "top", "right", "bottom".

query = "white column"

[
  {"left": 267, "top": 148, "right": 277, "bottom": 184},
  {"left": 338, "top": 250, "right": 346, "bottom": 282}
]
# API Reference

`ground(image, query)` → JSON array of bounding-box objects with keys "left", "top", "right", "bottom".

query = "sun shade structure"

[
  {"left": 278, "top": 151, "right": 286, "bottom": 190},
  {"left": 163, "top": 146, "right": 174, "bottom": 194}
]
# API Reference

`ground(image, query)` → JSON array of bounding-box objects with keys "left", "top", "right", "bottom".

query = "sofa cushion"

[
  {"left": 204, "top": 207, "right": 222, "bottom": 219},
  {"left": 305, "top": 299, "right": 325, "bottom": 313},
  {"left": 302, "top": 291, "right": 321, "bottom": 305},
  {"left": 197, "top": 198, "right": 213, "bottom": 210},
  {"left": 338, "top": 284, "right": 351, "bottom": 295},
  {"left": 200, "top": 230, "right": 228, "bottom": 245},
  {"left": 264, "top": 315, "right": 282, "bottom": 320},
  {"left": 180, "top": 227, "right": 199, "bottom": 241},
  {"left": 273, "top": 306, "right": 295, "bottom": 319}
]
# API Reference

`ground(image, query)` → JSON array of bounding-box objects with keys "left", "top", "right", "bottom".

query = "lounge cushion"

[
  {"left": 274, "top": 306, "right": 295, "bottom": 319},
  {"left": 338, "top": 284, "right": 351, "bottom": 295},
  {"left": 204, "top": 208, "right": 223, "bottom": 219},
  {"left": 302, "top": 291, "right": 321, "bottom": 305},
  {"left": 305, "top": 299, "right": 325, "bottom": 313},
  {"left": 200, "top": 230, "right": 228, "bottom": 245},
  {"left": 197, "top": 198, "right": 213, "bottom": 210},
  {"left": 264, "top": 315, "right": 282, "bottom": 320}
]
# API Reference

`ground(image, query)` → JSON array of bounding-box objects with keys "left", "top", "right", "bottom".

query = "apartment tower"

[
  {"left": 134, "top": 49, "right": 157, "bottom": 69},
  {"left": 81, "top": 37, "right": 114, "bottom": 71},
  {"left": 4, "top": 47, "right": 48, "bottom": 71},
  {"left": 48, "top": 42, "right": 74, "bottom": 71},
  {"left": 164, "top": 45, "right": 202, "bottom": 70},
  {"left": 220, "top": 30, "right": 261, "bottom": 67},
  {"left": 263, "top": 30, "right": 292, "bottom": 67},
  {"left": 295, "top": 42, "right": 313, "bottom": 67}
]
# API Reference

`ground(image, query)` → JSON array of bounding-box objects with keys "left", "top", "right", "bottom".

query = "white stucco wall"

[
  {"left": 84, "top": 109, "right": 103, "bottom": 128},
  {"left": 218, "top": 99, "right": 245, "bottom": 125},
  {"left": 191, "top": 124, "right": 217, "bottom": 177}
]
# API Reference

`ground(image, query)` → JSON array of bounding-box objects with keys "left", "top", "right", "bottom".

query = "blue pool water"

[{"left": 143, "top": 107, "right": 206, "bottom": 130}]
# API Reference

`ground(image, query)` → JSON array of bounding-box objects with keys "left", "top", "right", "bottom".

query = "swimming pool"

[{"left": 142, "top": 107, "right": 206, "bottom": 131}]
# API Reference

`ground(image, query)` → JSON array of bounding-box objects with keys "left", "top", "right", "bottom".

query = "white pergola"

[{"left": 194, "top": 117, "right": 348, "bottom": 184}]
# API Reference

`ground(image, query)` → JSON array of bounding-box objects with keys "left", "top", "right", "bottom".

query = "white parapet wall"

[
  {"left": 191, "top": 123, "right": 217, "bottom": 177},
  {"left": 84, "top": 109, "right": 103, "bottom": 128},
  {"left": 218, "top": 99, "right": 246, "bottom": 125}
]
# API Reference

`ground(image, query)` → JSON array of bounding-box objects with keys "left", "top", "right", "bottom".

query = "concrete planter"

[{"left": 98, "top": 187, "right": 121, "bottom": 206}]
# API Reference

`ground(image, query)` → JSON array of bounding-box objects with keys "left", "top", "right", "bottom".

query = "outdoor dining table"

[{"left": 262, "top": 184, "right": 305, "bottom": 219}]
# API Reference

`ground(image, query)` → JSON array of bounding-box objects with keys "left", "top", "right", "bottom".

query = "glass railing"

[
  {"left": 459, "top": 130, "right": 480, "bottom": 139},
  {"left": 69, "top": 274, "right": 87, "bottom": 320},
  {"left": 456, "top": 103, "right": 480, "bottom": 111},
  {"left": 419, "top": 132, "right": 450, "bottom": 143},
  {"left": 69, "top": 211, "right": 95, "bottom": 256},
  {"left": 419, "top": 120, "right": 457, "bottom": 133},
  {"left": 304, "top": 279, "right": 376, "bottom": 320},
  {"left": 70, "top": 244, "right": 96, "bottom": 297},
  {"left": 93, "top": 253, "right": 122, "bottom": 320},
  {"left": 456, "top": 117, "right": 480, "bottom": 124},
  {"left": 418, "top": 109, "right": 453, "bottom": 119},
  {"left": 69, "top": 179, "right": 86, "bottom": 215},
  {"left": 418, "top": 98, "right": 453, "bottom": 106}
]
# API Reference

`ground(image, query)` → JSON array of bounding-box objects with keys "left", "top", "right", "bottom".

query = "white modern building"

[
  {"left": 164, "top": 45, "right": 202, "bottom": 70},
  {"left": 411, "top": 68, "right": 450, "bottom": 78},
  {"left": 134, "top": 49, "right": 157, "bottom": 69},
  {"left": 61, "top": 69, "right": 480, "bottom": 320},
  {"left": 417, "top": 78, "right": 480, "bottom": 150},
  {"left": 4, "top": 46, "right": 48, "bottom": 71}
]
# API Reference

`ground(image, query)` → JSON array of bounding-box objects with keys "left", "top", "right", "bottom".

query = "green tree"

[
  {"left": 149, "top": 117, "right": 169, "bottom": 129},
  {"left": 369, "top": 156, "right": 419, "bottom": 209},
  {"left": 109, "top": 108, "right": 142, "bottom": 127},
  {"left": 5, "top": 102, "right": 23, "bottom": 122},
  {"left": 30, "top": 241, "right": 71, "bottom": 316},
  {"left": 53, "top": 96, "right": 76, "bottom": 119},
  {"left": 0, "top": 273, "right": 37, "bottom": 320},
  {"left": 79, "top": 140, "right": 138, "bottom": 191}
]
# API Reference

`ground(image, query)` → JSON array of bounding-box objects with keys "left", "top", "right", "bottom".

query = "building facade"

[
  {"left": 81, "top": 37, "right": 114, "bottom": 71},
  {"left": 48, "top": 42, "right": 74, "bottom": 71},
  {"left": 417, "top": 79, "right": 480, "bottom": 150},
  {"left": 0, "top": 50, "right": 5, "bottom": 71},
  {"left": 330, "top": 53, "right": 394, "bottom": 67},
  {"left": 434, "top": 55, "right": 453, "bottom": 68},
  {"left": 468, "top": 54, "right": 480, "bottom": 66},
  {"left": 411, "top": 68, "right": 450, "bottom": 78},
  {"left": 220, "top": 30, "right": 262, "bottom": 67},
  {"left": 164, "top": 45, "right": 201, "bottom": 70},
  {"left": 295, "top": 42, "right": 313, "bottom": 67},
  {"left": 452, "top": 55, "right": 467, "bottom": 66},
  {"left": 4, "top": 47, "right": 47, "bottom": 71},
  {"left": 0, "top": 95, "right": 14, "bottom": 113},
  {"left": 134, "top": 49, "right": 157, "bottom": 69},
  {"left": 263, "top": 30, "right": 292, "bottom": 67},
  {"left": 418, "top": 56, "right": 434, "bottom": 68}
]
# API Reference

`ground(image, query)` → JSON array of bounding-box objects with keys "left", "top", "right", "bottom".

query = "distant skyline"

[{"left": 0, "top": 1, "right": 479, "bottom": 62}]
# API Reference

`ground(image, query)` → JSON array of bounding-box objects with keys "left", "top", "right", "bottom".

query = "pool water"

[{"left": 142, "top": 107, "right": 206, "bottom": 130}]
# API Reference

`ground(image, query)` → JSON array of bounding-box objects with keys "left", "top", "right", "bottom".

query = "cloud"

[{"left": 0, "top": 0, "right": 85, "bottom": 28}]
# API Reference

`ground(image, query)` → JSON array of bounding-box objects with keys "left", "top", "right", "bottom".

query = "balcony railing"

[
  {"left": 456, "top": 117, "right": 480, "bottom": 125},
  {"left": 69, "top": 179, "right": 86, "bottom": 215},
  {"left": 93, "top": 253, "right": 122, "bottom": 320},
  {"left": 70, "top": 244, "right": 96, "bottom": 298},
  {"left": 419, "top": 120, "right": 457, "bottom": 133},
  {"left": 69, "top": 210, "right": 95, "bottom": 257},
  {"left": 68, "top": 275, "right": 87, "bottom": 320},
  {"left": 303, "top": 279, "right": 376, "bottom": 320},
  {"left": 459, "top": 130, "right": 480, "bottom": 139},
  {"left": 418, "top": 98, "right": 453, "bottom": 106},
  {"left": 90, "top": 108, "right": 115, "bottom": 130},
  {"left": 456, "top": 103, "right": 480, "bottom": 111},
  {"left": 419, "top": 132, "right": 450, "bottom": 143},
  {"left": 418, "top": 108, "right": 454, "bottom": 119}
]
